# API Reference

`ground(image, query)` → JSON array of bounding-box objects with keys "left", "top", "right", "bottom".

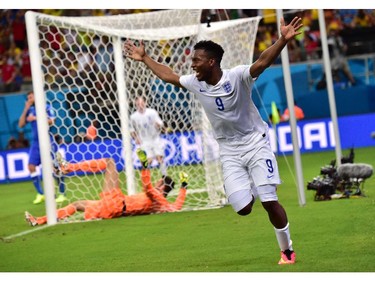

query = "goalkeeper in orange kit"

[{"left": 25, "top": 149, "right": 189, "bottom": 226}]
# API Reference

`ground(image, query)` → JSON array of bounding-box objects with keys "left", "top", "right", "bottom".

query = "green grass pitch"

[{"left": 0, "top": 147, "right": 374, "bottom": 273}]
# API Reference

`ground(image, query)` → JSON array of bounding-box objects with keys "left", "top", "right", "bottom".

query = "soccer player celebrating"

[
  {"left": 18, "top": 91, "right": 67, "bottom": 204},
  {"left": 130, "top": 95, "right": 167, "bottom": 178},
  {"left": 25, "top": 150, "right": 188, "bottom": 225},
  {"left": 124, "top": 16, "right": 303, "bottom": 264}
]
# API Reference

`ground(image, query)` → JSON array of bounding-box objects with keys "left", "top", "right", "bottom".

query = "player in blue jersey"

[
  {"left": 125, "top": 17, "right": 303, "bottom": 265},
  {"left": 18, "top": 91, "right": 67, "bottom": 204}
]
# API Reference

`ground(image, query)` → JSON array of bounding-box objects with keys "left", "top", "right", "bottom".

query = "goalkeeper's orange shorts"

[{"left": 84, "top": 187, "right": 127, "bottom": 220}]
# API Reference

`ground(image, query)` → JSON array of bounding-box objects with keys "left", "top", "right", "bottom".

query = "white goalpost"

[{"left": 25, "top": 9, "right": 261, "bottom": 224}]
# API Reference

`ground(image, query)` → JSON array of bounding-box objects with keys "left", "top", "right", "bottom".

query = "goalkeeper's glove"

[{"left": 179, "top": 172, "right": 189, "bottom": 188}]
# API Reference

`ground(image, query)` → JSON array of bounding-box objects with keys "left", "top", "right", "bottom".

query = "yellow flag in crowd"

[{"left": 271, "top": 101, "right": 280, "bottom": 125}]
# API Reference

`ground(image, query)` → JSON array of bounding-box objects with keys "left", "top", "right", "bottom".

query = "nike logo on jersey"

[
  {"left": 199, "top": 89, "right": 206, "bottom": 92},
  {"left": 267, "top": 175, "right": 274, "bottom": 179}
]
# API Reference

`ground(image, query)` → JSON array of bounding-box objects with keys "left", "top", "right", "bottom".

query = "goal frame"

[{"left": 25, "top": 10, "right": 261, "bottom": 225}]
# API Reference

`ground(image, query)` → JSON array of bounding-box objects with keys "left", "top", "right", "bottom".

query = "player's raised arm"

[
  {"left": 124, "top": 40, "right": 183, "bottom": 88},
  {"left": 18, "top": 99, "right": 32, "bottom": 128},
  {"left": 250, "top": 17, "right": 303, "bottom": 78}
]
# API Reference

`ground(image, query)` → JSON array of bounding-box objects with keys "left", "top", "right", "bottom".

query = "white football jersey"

[
  {"left": 180, "top": 65, "right": 268, "bottom": 142},
  {"left": 130, "top": 108, "right": 163, "bottom": 144}
]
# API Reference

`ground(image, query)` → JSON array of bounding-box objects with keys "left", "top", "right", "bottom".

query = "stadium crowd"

[{"left": 1, "top": 9, "right": 374, "bottom": 94}]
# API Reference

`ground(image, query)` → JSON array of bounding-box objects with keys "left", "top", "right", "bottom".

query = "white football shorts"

[
  {"left": 141, "top": 138, "right": 165, "bottom": 159},
  {"left": 228, "top": 185, "right": 278, "bottom": 212},
  {"left": 219, "top": 131, "right": 281, "bottom": 211}
]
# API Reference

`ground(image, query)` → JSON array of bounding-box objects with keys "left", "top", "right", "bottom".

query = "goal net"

[{"left": 25, "top": 10, "right": 261, "bottom": 223}]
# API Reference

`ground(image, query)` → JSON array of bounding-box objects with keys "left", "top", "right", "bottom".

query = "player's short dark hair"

[
  {"left": 162, "top": 175, "right": 175, "bottom": 197},
  {"left": 194, "top": 40, "right": 224, "bottom": 65}
]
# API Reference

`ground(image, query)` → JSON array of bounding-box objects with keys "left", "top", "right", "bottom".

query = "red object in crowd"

[
  {"left": 12, "top": 18, "right": 27, "bottom": 46},
  {"left": 2, "top": 60, "right": 16, "bottom": 83},
  {"left": 86, "top": 125, "right": 98, "bottom": 141},
  {"left": 45, "top": 27, "right": 62, "bottom": 51},
  {"left": 21, "top": 47, "right": 31, "bottom": 79}
]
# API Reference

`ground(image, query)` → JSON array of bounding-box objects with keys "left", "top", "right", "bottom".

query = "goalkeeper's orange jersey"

[
  {"left": 32, "top": 161, "right": 187, "bottom": 225},
  {"left": 123, "top": 169, "right": 187, "bottom": 216}
]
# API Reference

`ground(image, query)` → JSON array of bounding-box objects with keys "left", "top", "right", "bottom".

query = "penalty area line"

[
  {"left": 1, "top": 224, "right": 52, "bottom": 242},
  {"left": 1, "top": 218, "right": 103, "bottom": 242}
]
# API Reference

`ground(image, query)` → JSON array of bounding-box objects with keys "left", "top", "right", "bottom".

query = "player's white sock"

[{"left": 274, "top": 222, "right": 293, "bottom": 251}]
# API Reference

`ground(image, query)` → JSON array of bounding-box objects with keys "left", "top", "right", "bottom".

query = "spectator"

[
  {"left": 8, "top": 41, "right": 22, "bottom": 66},
  {"left": 6, "top": 137, "right": 18, "bottom": 150},
  {"left": 366, "top": 10, "right": 375, "bottom": 26},
  {"left": 17, "top": 131, "right": 30, "bottom": 148},
  {"left": 351, "top": 9, "right": 372, "bottom": 28},
  {"left": 301, "top": 9, "right": 319, "bottom": 30},
  {"left": 257, "top": 26, "right": 273, "bottom": 53},
  {"left": 281, "top": 101, "right": 305, "bottom": 122},
  {"left": 11, "top": 10, "right": 26, "bottom": 50},
  {"left": 327, "top": 25, "right": 356, "bottom": 85},
  {"left": 42, "top": 9, "right": 63, "bottom": 17},
  {"left": 93, "top": 36, "right": 114, "bottom": 74},
  {"left": 6, "top": 131, "right": 29, "bottom": 150},
  {"left": 77, "top": 46, "right": 93, "bottom": 74},
  {"left": 13, "top": 64, "right": 23, "bottom": 91},
  {"left": 324, "top": 9, "right": 343, "bottom": 31},
  {"left": 287, "top": 38, "right": 303, "bottom": 63},
  {"left": 0, "top": 36, "right": 7, "bottom": 56},
  {"left": 1, "top": 53, "right": 17, "bottom": 93},
  {"left": 86, "top": 120, "right": 99, "bottom": 141},
  {"left": 20, "top": 39, "right": 31, "bottom": 83},
  {"left": 45, "top": 26, "right": 62, "bottom": 52},
  {"left": 337, "top": 9, "right": 358, "bottom": 28},
  {"left": 303, "top": 29, "right": 320, "bottom": 60},
  {"left": 260, "top": 9, "right": 277, "bottom": 27}
]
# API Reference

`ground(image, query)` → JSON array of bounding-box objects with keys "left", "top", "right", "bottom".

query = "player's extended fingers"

[
  {"left": 290, "top": 16, "right": 302, "bottom": 28},
  {"left": 280, "top": 17, "right": 285, "bottom": 26},
  {"left": 124, "top": 40, "right": 135, "bottom": 51},
  {"left": 124, "top": 39, "right": 134, "bottom": 46},
  {"left": 124, "top": 42, "right": 135, "bottom": 56}
]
